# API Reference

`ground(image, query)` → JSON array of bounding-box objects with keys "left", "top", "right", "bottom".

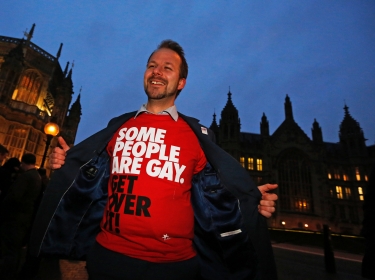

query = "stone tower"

[{"left": 0, "top": 24, "right": 81, "bottom": 166}]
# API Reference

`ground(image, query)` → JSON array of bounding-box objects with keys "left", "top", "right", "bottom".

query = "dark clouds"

[{"left": 1, "top": 1, "right": 374, "bottom": 145}]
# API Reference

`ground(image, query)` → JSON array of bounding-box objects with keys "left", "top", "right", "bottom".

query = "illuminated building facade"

[
  {"left": 210, "top": 91, "right": 375, "bottom": 235},
  {"left": 0, "top": 24, "right": 81, "bottom": 167}
]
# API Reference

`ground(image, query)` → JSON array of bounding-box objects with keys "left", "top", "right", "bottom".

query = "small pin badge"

[
  {"left": 201, "top": 127, "right": 208, "bottom": 135},
  {"left": 84, "top": 166, "right": 98, "bottom": 179}
]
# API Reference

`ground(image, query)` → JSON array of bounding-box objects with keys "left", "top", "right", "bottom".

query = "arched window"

[
  {"left": 278, "top": 149, "right": 313, "bottom": 213},
  {"left": 2, "top": 70, "right": 17, "bottom": 96},
  {"left": 13, "top": 70, "right": 42, "bottom": 105},
  {"left": 3, "top": 124, "right": 28, "bottom": 159}
]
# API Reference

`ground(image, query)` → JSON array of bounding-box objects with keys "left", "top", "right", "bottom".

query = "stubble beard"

[{"left": 144, "top": 83, "right": 177, "bottom": 100}]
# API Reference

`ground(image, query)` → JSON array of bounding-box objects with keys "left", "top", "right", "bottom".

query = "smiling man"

[
  {"left": 144, "top": 47, "right": 186, "bottom": 102},
  {"left": 30, "top": 40, "right": 278, "bottom": 280}
]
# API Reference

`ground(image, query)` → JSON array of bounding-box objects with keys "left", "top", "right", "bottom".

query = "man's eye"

[
  {"left": 165, "top": 67, "right": 172, "bottom": 70},
  {"left": 148, "top": 65, "right": 155, "bottom": 68}
]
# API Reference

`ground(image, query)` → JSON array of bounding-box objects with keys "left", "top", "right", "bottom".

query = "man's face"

[{"left": 144, "top": 48, "right": 186, "bottom": 101}]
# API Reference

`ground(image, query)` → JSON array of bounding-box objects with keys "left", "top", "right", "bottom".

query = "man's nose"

[{"left": 152, "top": 65, "right": 162, "bottom": 76}]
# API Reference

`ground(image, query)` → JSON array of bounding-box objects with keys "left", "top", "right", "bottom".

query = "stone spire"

[
  {"left": 69, "top": 92, "right": 82, "bottom": 118},
  {"left": 312, "top": 118, "right": 323, "bottom": 143},
  {"left": 260, "top": 112, "right": 269, "bottom": 137},
  {"left": 210, "top": 111, "right": 219, "bottom": 130},
  {"left": 339, "top": 104, "right": 367, "bottom": 157},
  {"left": 56, "top": 43, "right": 63, "bottom": 60},
  {"left": 24, "top": 23, "right": 35, "bottom": 43},
  {"left": 220, "top": 89, "right": 241, "bottom": 138},
  {"left": 63, "top": 61, "right": 70, "bottom": 76},
  {"left": 284, "top": 94, "right": 294, "bottom": 121},
  {"left": 209, "top": 111, "right": 220, "bottom": 142}
]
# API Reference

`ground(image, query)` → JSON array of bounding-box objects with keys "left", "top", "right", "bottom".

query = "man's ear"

[{"left": 177, "top": 78, "right": 186, "bottom": 90}]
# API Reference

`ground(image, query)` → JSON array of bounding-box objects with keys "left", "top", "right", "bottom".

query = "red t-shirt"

[{"left": 96, "top": 113, "right": 207, "bottom": 262}]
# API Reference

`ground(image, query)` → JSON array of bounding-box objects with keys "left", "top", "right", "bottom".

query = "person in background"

[
  {"left": 18, "top": 168, "right": 50, "bottom": 279},
  {"left": 0, "top": 158, "right": 21, "bottom": 203},
  {"left": 0, "top": 158, "right": 21, "bottom": 260},
  {"left": 0, "top": 153, "right": 41, "bottom": 279},
  {"left": 0, "top": 145, "right": 9, "bottom": 165},
  {"left": 37, "top": 168, "right": 49, "bottom": 194}
]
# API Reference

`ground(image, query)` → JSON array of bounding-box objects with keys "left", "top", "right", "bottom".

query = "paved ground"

[{"left": 23, "top": 243, "right": 363, "bottom": 279}]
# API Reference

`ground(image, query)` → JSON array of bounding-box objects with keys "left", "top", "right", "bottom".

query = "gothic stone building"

[
  {"left": 0, "top": 24, "right": 81, "bottom": 167},
  {"left": 210, "top": 91, "right": 375, "bottom": 235}
]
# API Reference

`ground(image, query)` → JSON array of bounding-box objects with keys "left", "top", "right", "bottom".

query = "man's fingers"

[
  {"left": 261, "top": 193, "right": 278, "bottom": 202},
  {"left": 49, "top": 162, "right": 63, "bottom": 169},
  {"left": 48, "top": 145, "right": 67, "bottom": 170},
  {"left": 258, "top": 184, "right": 278, "bottom": 218},
  {"left": 260, "top": 199, "right": 276, "bottom": 207},
  {"left": 258, "top": 208, "right": 273, "bottom": 218},
  {"left": 259, "top": 183, "right": 278, "bottom": 193},
  {"left": 50, "top": 153, "right": 66, "bottom": 162},
  {"left": 259, "top": 211, "right": 271, "bottom": 218},
  {"left": 58, "top": 136, "right": 70, "bottom": 152},
  {"left": 259, "top": 205, "right": 275, "bottom": 212}
]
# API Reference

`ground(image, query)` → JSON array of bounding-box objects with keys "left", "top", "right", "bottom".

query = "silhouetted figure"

[
  {"left": 362, "top": 165, "right": 375, "bottom": 279},
  {"left": 0, "top": 154, "right": 41, "bottom": 279},
  {"left": 323, "top": 224, "right": 336, "bottom": 273},
  {"left": 0, "top": 144, "right": 9, "bottom": 165},
  {"left": 0, "top": 158, "right": 20, "bottom": 259},
  {"left": 18, "top": 168, "right": 50, "bottom": 279},
  {"left": 0, "top": 158, "right": 21, "bottom": 203},
  {"left": 37, "top": 168, "right": 49, "bottom": 193}
]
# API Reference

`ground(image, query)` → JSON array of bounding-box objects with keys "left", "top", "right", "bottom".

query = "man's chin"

[
  {"left": 145, "top": 89, "right": 176, "bottom": 100},
  {"left": 146, "top": 93, "right": 167, "bottom": 100}
]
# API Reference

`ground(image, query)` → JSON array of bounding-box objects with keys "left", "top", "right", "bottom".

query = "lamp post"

[{"left": 41, "top": 121, "right": 59, "bottom": 168}]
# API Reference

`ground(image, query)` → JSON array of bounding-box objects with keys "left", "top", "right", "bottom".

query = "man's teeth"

[{"left": 151, "top": 81, "right": 163, "bottom": 85}]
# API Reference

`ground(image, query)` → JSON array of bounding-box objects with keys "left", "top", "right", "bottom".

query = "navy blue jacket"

[{"left": 30, "top": 112, "right": 277, "bottom": 279}]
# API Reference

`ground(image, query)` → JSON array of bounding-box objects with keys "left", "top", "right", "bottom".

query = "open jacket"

[{"left": 30, "top": 112, "right": 277, "bottom": 280}]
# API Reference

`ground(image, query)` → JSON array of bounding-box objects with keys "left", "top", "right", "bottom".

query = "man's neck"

[{"left": 146, "top": 99, "right": 175, "bottom": 114}]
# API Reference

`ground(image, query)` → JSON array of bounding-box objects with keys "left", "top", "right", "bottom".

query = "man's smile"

[
  {"left": 151, "top": 81, "right": 164, "bottom": 85},
  {"left": 150, "top": 79, "right": 166, "bottom": 86}
]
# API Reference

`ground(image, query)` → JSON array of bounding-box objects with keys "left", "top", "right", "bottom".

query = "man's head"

[
  {"left": 144, "top": 40, "right": 188, "bottom": 102},
  {"left": 148, "top": 40, "right": 188, "bottom": 81},
  {"left": 3, "top": 157, "right": 20, "bottom": 171},
  {"left": 0, "top": 144, "right": 9, "bottom": 162},
  {"left": 20, "top": 153, "right": 36, "bottom": 171}
]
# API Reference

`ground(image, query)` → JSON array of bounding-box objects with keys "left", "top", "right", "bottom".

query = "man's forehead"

[{"left": 148, "top": 48, "right": 181, "bottom": 63}]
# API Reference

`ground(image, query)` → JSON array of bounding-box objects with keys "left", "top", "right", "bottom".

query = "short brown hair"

[{"left": 21, "top": 153, "right": 36, "bottom": 165}]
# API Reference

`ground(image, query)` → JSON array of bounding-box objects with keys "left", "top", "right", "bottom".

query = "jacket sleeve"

[
  {"left": 29, "top": 112, "right": 136, "bottom": 258},
  {"left": 180, "top": 113, "right": 277, "bottom": 279}
]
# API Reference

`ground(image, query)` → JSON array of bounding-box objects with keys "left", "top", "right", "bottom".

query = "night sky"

[{"left": 1, "top": 1, "right": 374, "bottom": 145}]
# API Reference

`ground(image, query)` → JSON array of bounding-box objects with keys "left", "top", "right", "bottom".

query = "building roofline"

[{"left": 0, "top": 35, "right": 56, "bottom": 62}]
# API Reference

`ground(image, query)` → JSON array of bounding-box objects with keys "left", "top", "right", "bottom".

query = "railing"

[
  {"left": 0, "top": 36, "right": 56, "bottom": 62},
  {"left": 9, "top": 100, "right": 47, "bottom": 120}
]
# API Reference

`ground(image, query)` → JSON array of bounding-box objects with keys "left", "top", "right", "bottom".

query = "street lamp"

[{"left": 41, "top": 121, "right": 59, "bottom": 168}]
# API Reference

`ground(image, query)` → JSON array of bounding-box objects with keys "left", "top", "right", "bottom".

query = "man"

[
  {"left": 0, "top": 144, "right": 9, "bottom": 165},
  {"left": 0, "top": 153, "right": 41, "bottom": 279},
  {"left": 30, "top": 40, "right": 278, "bottom": 279}
]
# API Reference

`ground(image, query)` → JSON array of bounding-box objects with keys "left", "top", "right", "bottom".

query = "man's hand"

[
  {"left": 258, "top": 184, "right": 278, "bottom": 218},
  {"left": 48, "top": 136, "right": 70, "bottom": 169}
]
